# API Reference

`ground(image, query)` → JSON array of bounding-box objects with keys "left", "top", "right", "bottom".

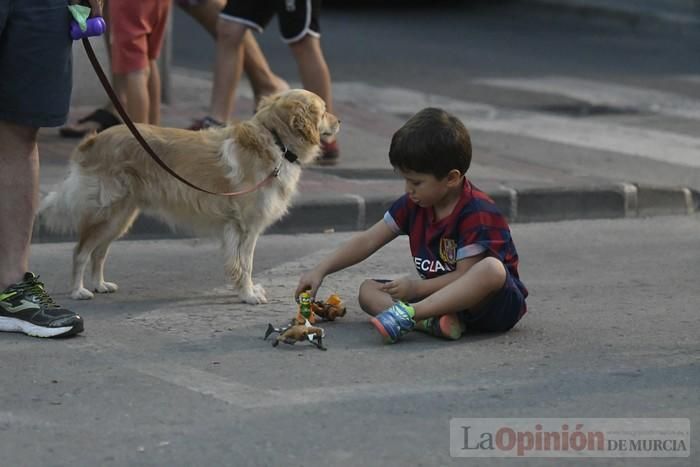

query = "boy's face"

[{"left": 397, "top": 169, "right": 455, "bottom": 208}]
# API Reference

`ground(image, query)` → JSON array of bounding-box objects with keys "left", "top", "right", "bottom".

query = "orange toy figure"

[
  {"left": 294, "top": 291, "right": 317, "bottom": 324},
  {"left": 311, "top": 293, "right": 347, "bottom": 321}
]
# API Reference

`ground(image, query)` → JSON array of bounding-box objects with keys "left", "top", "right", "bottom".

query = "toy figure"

[
  {"left": 264, "top": 320, "right": 326, "bottom": 350},
  {"left": 311, "top": 293, "right": 347, "bottom": 321},
  {"left": 295, "top": 291, "right": 317, "bottom": 324}
]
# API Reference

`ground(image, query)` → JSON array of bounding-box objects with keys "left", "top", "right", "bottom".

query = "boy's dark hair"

[{"left": 389, "top": 107, "right": 471, "bottom": 179}]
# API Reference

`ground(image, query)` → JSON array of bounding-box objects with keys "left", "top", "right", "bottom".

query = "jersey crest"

[{"left": 439, "top": 238, "right": 457, "bottom": 265}]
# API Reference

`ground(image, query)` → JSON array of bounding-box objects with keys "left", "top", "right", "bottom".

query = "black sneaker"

[{"left": 0, "top": 272, "right": 84, "bottom": 338}]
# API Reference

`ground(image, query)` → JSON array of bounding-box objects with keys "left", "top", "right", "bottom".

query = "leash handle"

[
  {"left": 70, "top": 17, "right": 106, "bottom": 40},
  {"left": 80, "top": 37, "right": 277, "bottom": 197}
]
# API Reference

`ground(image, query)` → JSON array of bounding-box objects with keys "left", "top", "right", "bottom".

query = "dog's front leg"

[{"left": 223, "top": 224, "right": 267, "bottom": 304}]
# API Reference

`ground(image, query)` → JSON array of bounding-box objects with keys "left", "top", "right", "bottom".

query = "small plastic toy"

[
  {"left": 294, "top": 291, "right": 317, "bottom": 325},
  {"left": 311, "top": 294, "right": 347, "bottom": 321},
  {"left": 264, "top": 320, "right": 326, "bottom": 350}
]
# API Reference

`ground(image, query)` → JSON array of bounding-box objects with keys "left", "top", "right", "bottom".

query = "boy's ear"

[{"left": 446, "top": 169, "right": 463, "bottom": 187}]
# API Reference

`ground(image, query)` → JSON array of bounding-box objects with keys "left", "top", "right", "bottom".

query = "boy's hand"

[
  {"left": 295, "top": 269, "right": 325, "bottom": 300},
  {"left": 381, "top": 277, "right": 416, "bottom": 302}
]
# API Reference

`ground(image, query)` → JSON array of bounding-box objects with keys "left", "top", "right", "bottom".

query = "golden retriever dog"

[{"left": 39, "top": 89, "right": 339, "bottom": 304}]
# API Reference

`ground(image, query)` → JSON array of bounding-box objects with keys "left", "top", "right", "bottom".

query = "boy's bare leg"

[
  {"left": 147, "top": 60, "right": 161, "bottom": 125},
  {"left": 0, "top": 122, "right": 38, "bottom": 290},
  {"left": 411, "top": 257, "right": 507, "bottom": 321},
  {"left": 288, "top": 35, "right": 333, "bottom": 113},
  {"left": 209, "top": 18, "right": 247, "bottom": 122},
  {"left": 123, "top": 69, "right": 150, "bottom": 123},
  {"left": 358, "top": 280, "right": 394, "bottom": 316}
]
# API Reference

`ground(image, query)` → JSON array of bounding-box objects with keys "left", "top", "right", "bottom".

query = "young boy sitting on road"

[{"left": 295, "top": 108, "right": 528, "bottom": 344}]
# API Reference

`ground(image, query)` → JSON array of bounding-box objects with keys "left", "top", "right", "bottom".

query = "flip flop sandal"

[{"left": 59, "top": 108, "right": 121, "bottom": 138}]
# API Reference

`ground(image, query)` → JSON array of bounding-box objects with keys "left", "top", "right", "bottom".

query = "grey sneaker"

[{"left": 0, "top": 273, "right": 84, "bottom": 338}]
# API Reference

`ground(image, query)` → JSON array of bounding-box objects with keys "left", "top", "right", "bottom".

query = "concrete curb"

[
  {"left": 31, "top": 183, "right": 698, "bottom": 243},
  {"left": 520, "top": 0, "right": 700, "bottom": 35}
]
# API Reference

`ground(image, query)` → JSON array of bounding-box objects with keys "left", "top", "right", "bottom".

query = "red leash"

[{"left": 81, "top": 37, "right": 279, "bottom": 197}]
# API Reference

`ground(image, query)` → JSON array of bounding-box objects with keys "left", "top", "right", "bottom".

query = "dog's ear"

[{"left": 291, "top": 101, "right": 321, "bottom": 145}]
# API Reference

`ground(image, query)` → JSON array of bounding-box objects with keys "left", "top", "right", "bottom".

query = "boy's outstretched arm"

[{"left": 295, "top": 220, "right": 397, "bottom": 299}]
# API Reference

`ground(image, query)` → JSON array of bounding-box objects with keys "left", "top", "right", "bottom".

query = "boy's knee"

[
  {"left": 477, "top": 256, "right": 507, "bottom": 291},
  {"left": 358, "top": 279, "right": 382, "bottom": 315}
]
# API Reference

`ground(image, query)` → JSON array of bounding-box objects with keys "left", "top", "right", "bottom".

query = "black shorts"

[
  {"left": 0, "top": 0, "right": 73, "bottom": 128},
  {"left": 221, "top": 0, "right": 321, "bottom": 43}
]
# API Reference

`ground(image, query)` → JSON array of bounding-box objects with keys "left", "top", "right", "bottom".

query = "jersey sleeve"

[
  {"left": 383, "top": 194, "right": 410, "bottom": 235},
  {"left": 457, "top": 210, "right": 510, "bottom": 261}
]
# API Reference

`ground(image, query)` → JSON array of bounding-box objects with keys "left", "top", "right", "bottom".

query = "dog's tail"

[{"left": 38, "top": 166, "right": 85, "bottom": 235}]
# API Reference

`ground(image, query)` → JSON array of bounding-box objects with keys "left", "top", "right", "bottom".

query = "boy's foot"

[
  {"left": 187, "top": 116, "right": 225, "bottom": 131},
  {"left": 415, "top": 313, "right": 464, "bottom": 340},
  {"left": 317, "top": 139, "right": 340, "bottom": 166},
  {"left": 0, "top": 273, "right": 84, "bottom": 338},
  {"left": 370, "top": 301, "right": 415, "bottom": 344}
]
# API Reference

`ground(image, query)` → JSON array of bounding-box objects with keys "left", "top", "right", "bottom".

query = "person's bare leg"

[
  {"left": 147, "top": 60, "right": 161, "bottom": 125},
  {"left": 0, "top": 122, "right": 39, "bottom": 290},
  {"left": 178, "top": 0, "right": 287, "bottom": 107},
  {"left": 242, "top": 32, "right": 288, "bottom": 106},
  {"left": 288, "top": 35, "right": 333, "bottom": 113},
  {"left": 358, "top": 279, "right": 394, "bottom": 316},
  {"left": 209, "top": 18, "right": 247, "bottom": 122},
  {"left": 123, "top": 69, "right": 150, "bottom": 123},
  {"left": 411, "top": 257, "right": 507, "bottom": 321}
]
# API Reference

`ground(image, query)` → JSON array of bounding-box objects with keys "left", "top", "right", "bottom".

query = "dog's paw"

[
  {"left": 94, "top": 281, "right": 118, "bottom": 294},
  {"left": 71, "top": 287, "right": 94, "bottom": 300},
  {"left": 240, "top": 284, "right": 268, "bottom": 304}
]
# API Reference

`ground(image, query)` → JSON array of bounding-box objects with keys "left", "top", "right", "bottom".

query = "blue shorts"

[
  {"left": 0, "top": 0, "right": 73, "bottom": 128},
  {"left": 374, "top": 268, "right": 527, "bottom": 333}
]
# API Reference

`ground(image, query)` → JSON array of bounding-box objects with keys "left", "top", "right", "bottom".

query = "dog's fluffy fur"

[{"left": 40, "top": 89, "right": 339, "bottom": 304}]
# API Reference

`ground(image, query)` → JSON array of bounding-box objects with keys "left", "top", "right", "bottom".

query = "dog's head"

[{"left": 255, "top": 89, "right": 340, "bottom": 164}]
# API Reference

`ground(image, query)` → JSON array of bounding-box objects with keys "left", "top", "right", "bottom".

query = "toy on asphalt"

[
  {"left": 311, "top": 293, "right": 347, "bottom": 321},
  {"left": 264, "top": 320, "right": 326, "bottom": 350},
  {"left": 262, "top": 292, "right": 345, "bottom": 350},
  {"left": 294, "top": 291, "right": 317, "bottom": 324}
]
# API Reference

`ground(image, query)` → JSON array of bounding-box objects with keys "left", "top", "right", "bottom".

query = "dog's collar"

[{"left": 267, "top": 127, "right": 299, "bottom": 165}]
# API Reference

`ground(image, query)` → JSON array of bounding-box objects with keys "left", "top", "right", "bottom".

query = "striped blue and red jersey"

[{"left": 383, "top": 179, "right": 528, "bottom": 298}]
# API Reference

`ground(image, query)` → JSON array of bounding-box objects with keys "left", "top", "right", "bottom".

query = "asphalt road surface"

[{"left": 1, "top": 215, "right": 698, "bottom": 466}]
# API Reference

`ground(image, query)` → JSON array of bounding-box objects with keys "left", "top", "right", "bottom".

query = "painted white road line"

[
  {"left": 474, "top": 76, "right": 700, "bottom": 121},
  {"left": 130, "top": 362, "right": 496, "bottom": 410},
  {"left": 333, "top": 82, "right": 700, "bottom": 168}
]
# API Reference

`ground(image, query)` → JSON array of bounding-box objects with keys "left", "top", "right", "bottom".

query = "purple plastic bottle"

[{"left": 70, "top": 16, "right": 106, "bottom": 40}]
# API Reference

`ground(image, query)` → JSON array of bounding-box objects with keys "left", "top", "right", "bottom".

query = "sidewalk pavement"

[{"left": 35, "top": 26, "right": 698, "bottom": 243}]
